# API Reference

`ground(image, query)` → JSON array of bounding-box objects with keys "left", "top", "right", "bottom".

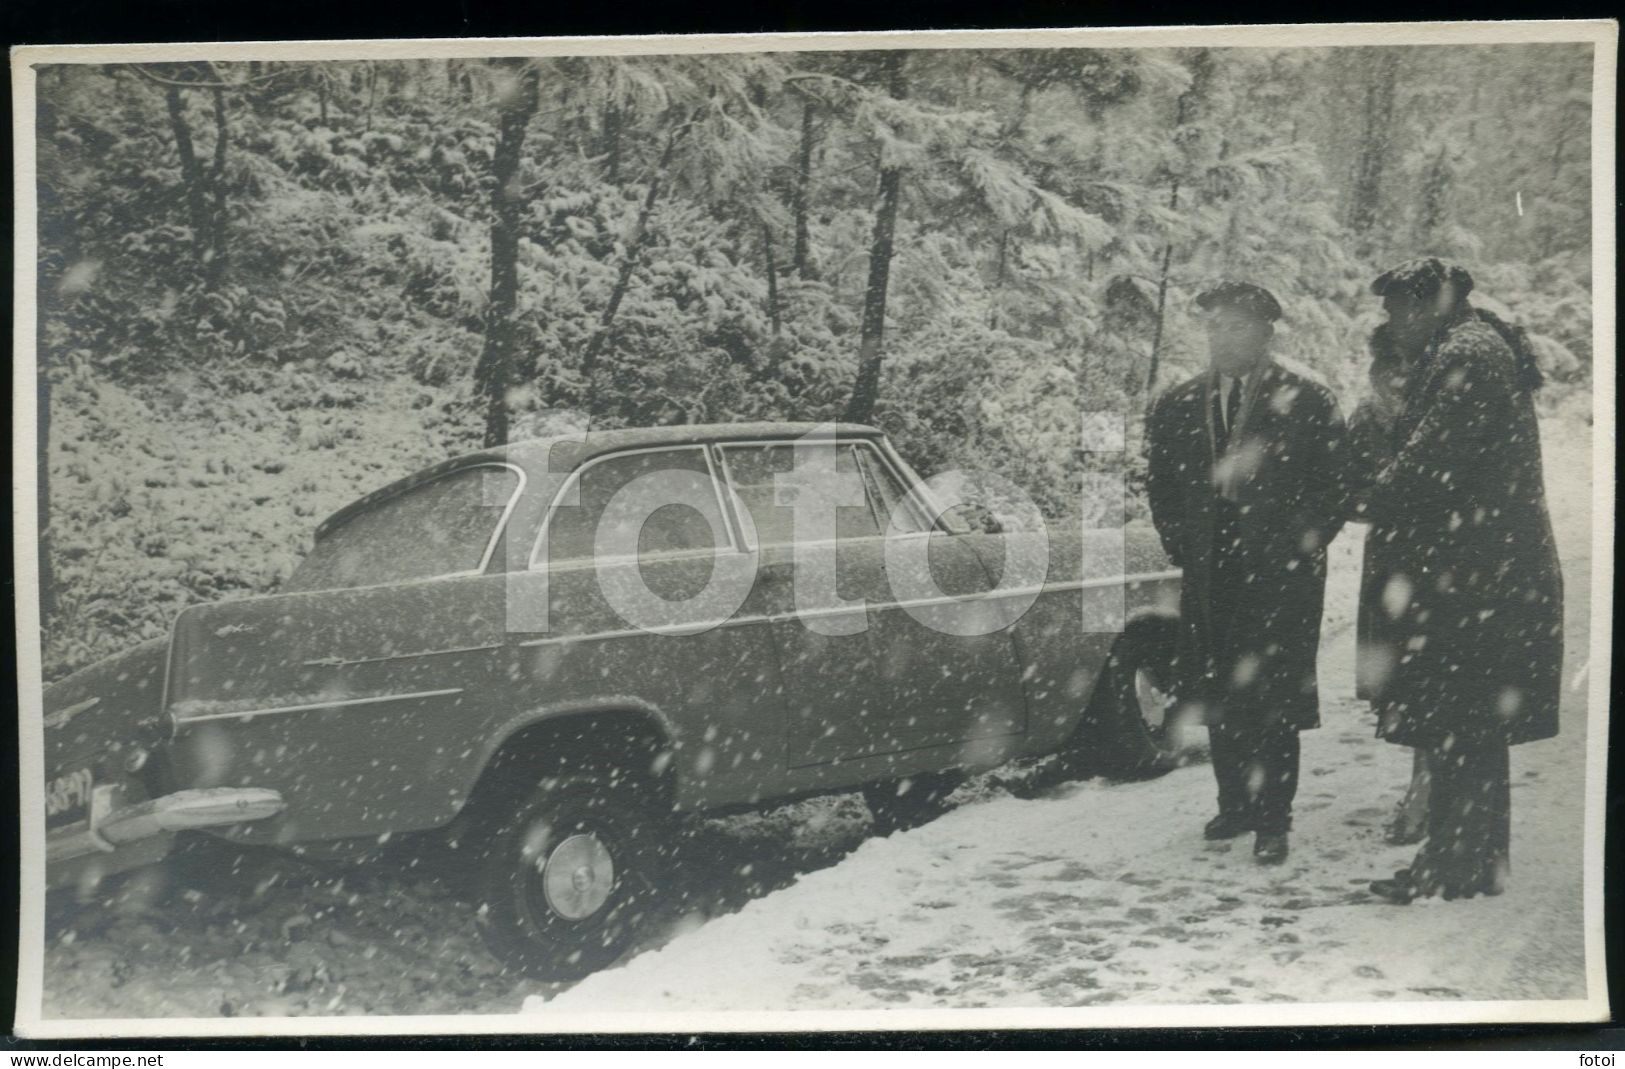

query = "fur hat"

[{"left": 1370, "top": 257, "right": 1475, "bottom": 300}]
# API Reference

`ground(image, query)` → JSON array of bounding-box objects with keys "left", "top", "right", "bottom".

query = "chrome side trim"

[
  {"left": 301, "top": 644, "right": 503, "bottom": 668},
  {"left": 172, "top": 687, "right": 465, "bottom": 725},
  {"left": 476, "top": 462, "right": 529, "bottom": 575},
  {"left": 514, "top": 570, "right": 1183, "bottom": 647},
  {"left": 43, "top": 696, "right": 99, "bottom": 731}
]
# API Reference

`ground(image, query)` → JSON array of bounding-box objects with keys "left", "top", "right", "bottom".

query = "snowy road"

[{"left": 41, "top": 422, "right": 1596, "bottom": 1019}]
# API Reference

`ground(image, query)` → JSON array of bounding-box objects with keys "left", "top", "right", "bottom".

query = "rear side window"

[
  {"left": 534, "top": 446, "right": 729, "bottom": 565},
  {"left": 286, "top": 466, "right": 521, "bottom": 591}
]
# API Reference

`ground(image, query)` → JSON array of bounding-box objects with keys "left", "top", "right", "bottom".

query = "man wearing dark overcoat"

[
  {"left": 1357, "top": 258, "right": 1563, "bottom": 904},
  {"left": 1146, "top": 282, "right": 1349, "bottom": 864}
]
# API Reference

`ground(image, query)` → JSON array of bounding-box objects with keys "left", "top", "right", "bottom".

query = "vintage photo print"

[{"left": 11, "top": 20, "right": 1616, "bottom": 1038}]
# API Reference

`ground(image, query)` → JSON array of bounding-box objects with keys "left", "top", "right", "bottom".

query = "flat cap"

[
  {"left": 1195, "top": 280, "right": 1283, "bottom": 322},
  {"left": 1370, "top": 256, "right": 1475, "bottom": 300}
]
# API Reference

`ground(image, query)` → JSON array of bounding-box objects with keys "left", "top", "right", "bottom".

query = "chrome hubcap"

[{"left": 539, "top": 833, "right": 616, "bottom": 920}]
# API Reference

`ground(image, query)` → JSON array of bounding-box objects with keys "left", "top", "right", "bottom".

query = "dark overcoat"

[
  {"left": 1146, "top": 361, "right": 1349, "bottom": 731},
  {"left": 1362, "top": 309, "right": 1563, "bottom": 748}
]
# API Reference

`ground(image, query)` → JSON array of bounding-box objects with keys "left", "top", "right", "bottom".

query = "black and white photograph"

[{"left": 10, "top": 21, "right": 1615, "bottom": 1036}]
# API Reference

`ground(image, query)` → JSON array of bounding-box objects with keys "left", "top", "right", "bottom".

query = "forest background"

[{"left": 32, "top": 43, "right": 1595, "bottom": 681}]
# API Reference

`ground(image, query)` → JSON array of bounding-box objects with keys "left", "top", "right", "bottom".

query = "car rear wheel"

[
  {"left": 474, "top": 776, "right": 663, "bottom": 981},
  {"left": 862, "top": 771, "right": 964, "bottom": 835}
]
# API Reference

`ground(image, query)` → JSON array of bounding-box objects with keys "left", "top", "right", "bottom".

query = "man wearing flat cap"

[
  {"left": 1354, "top": 257, "right": 1563, "bottom": 904},
  {"left": 1146, "top": 281, "right": 1349, "bottom": 864}
]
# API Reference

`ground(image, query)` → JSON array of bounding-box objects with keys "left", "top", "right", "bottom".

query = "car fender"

[{"left": 459, "top": 695, "right": 681, "bottom": 810}]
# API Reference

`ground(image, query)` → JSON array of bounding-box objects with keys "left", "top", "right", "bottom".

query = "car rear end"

[{"left": 42, "top": 637, "right": 285, "bottom": 894}]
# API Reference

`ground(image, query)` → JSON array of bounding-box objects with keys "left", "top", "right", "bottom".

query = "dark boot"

[
  {"left": 1253, "top": 831, "right": 1289, "bottom": 865},
  {"left": 1204, "top": 812, "right": 1253, "bottom": 840},
  {"left": 1368, "top": 868, "right": 1417, "bottom": 904}
]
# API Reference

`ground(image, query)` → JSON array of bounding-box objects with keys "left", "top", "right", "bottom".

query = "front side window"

[
  {"left": 853, "top": 443, "right": 931, "bottom": 535},
  {"left": 535, "top": 446, "right": 729, "bottom": 566},
  {"left": 286, "top": 465, "right": 521, "bottom": 591},
  {"left": 721, "top": 440, "right": 928, "bottom": 548}
]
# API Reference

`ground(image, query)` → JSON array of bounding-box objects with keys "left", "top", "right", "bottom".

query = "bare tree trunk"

[
  {"left": 38, "top": 359, "right": 56, "bottom": 626},
  {"left": 989, "top": 229, "right": 1010, "bottom": 330},
  {"left": 473, "top": 60, "right": 542, "bottom": 448},
  {"left": 1348, "top": 49, "right": 1400, "bottom": 249},
  {"left": 1144, "top": 58, "right": 1210, "bottom": 411},
  {"left": 1145, "top": 230, "right": 1176, "bottom": 412},
  {"left": 1146, "top": 170, "right": 1187, "bottom": 410},
  {"left": 842, "top": 163, "right": 902, "bottom": 425},
  {"left": 791, "top": 99, "right": 816, "bottom": 279},
  {"left": 762, "top": 221, "right": 782, "bottom": 337},
  {"left": 842, "top": 56, "right": 908, "bottom": 425},
  {"left": 205, "top": 86, "right": 229, "bottom": 291},
  {"left": 165, "top": 78, "right": 230, "bottom": 291},
  {"left": 579, "top": 113, "right": 692, "bottom": 386},
  {"left": 165, "top": 85, "right": 209, "bottom": 258},
  {"left": 603, "top": 100, "right": 623, "bottom": 184}
]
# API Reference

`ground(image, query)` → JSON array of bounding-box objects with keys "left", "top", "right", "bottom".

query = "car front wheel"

[
  {"left": 1088, "top": 621, "right": 1187, "bottom": 779},
  {"left": 474, "top": 776, "right": 662, "bottom": 982}
]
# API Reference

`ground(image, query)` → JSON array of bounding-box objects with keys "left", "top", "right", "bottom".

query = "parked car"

[{"left": 42, "top": 422, "right": 1182, "bottom": 979}]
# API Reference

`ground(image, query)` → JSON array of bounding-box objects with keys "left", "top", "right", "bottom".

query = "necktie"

[{"left": 1215, "top": 378, "right": 1242, "bottom": 455}]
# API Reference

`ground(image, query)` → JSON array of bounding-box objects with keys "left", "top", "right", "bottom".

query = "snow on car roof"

[{"left": 313, "top": 421, "right": 884, "bottom": 541}]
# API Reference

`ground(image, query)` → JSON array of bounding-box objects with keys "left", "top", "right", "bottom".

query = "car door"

[
  {"left": 503, "top": 444, "right": 786, "bottom": 810},
  {"left": 717, "top": 437, "right": 1029, "bottom": 771}
]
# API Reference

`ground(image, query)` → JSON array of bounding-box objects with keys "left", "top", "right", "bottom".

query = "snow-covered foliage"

[{"left": 33, "top": 45, "right": 1594, "bottom": 680}]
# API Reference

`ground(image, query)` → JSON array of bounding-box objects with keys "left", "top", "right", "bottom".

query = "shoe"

[
  {"left": 1204, "top": 812, "right": 1253, "bottom": 841},
  {"left": 1253, "top": 832, "right": 1289, "bottom": 865},
  {"left": 1368, "top": 868, "right": 1417, "bottom": 904}
]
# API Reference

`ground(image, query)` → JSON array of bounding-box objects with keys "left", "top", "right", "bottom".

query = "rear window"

[{"left": 285, "top": 465, "right": 522, "bottom": 591}]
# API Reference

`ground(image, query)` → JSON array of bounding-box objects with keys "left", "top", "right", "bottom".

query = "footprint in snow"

[{"left": 1409, "top": 986, "right": 1465, "bottom": 998}]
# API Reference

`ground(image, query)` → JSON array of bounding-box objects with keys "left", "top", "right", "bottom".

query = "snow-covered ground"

[{"left": 39, "top": 416, "right": 1597, "bottom": 1020}]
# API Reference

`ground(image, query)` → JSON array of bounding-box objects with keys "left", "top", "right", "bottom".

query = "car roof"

[{"left": 314, "top": 421, "right": 885, "bottom": 540}]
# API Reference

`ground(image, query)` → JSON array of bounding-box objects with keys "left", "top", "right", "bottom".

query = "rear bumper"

[{"left": 47, "top": 786, "right": 287, "bottom": 869}]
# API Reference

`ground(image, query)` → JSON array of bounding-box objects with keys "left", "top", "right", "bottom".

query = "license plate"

[{"left": 45, "top": 768, "right": 94, "bottom": 830}]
